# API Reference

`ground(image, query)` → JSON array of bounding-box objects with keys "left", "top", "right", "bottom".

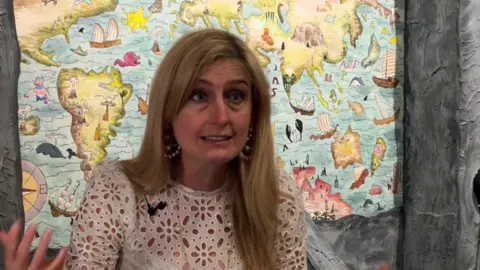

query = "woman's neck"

[{"left": 174, "top": 162, "right": 230, "bottom": 192}]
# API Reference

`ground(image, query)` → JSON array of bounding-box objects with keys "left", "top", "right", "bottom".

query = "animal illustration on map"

[
  {"left": 121, "top": 7, "right": 152, "bottom": 32},
  {"left": 350, "top": 166, "right": 369, "bottom": 189},
  {"left": 24, "top": 77, "right": 50, "bottom": 104},
  {"left": 36, "top": 142, "right": 66, "bottom": 158},
  {"left": 349, "top": 77, "right": 365, "bottom": 86},
  {"left": 114, "top": 51, "right": 141, "bottom": 67},
  {"left": 286, "top": 119, "right": 303, "bottom": 143},
  {"left": 66, "top": 148, "right": 78, "bottom": 159}
]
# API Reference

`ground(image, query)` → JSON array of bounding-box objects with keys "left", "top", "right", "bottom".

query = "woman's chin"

[{"left": 201, "top": 151, "right": 239, "bottom": 164}]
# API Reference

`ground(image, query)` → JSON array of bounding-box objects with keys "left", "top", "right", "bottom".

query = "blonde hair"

[{"left": 120, "top": 28, "right": 279, "bottom": 269}]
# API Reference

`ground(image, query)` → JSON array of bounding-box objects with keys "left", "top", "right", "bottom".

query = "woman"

[{"left": 1, "top": 28, "right": 306, "bottom": 269}]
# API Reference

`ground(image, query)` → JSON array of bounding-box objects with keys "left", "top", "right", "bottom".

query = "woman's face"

[{"left": 171, "top": 59, "right": 253, "bottom": 166}]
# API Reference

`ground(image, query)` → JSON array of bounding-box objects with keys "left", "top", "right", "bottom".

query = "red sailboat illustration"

[
  {"left": 373, "top": 94, "right": 400, "bottom": 125},
  {"left": 89, "top": 19, "right": 122, "bottom": 49},
  {"left": 372, "top": 49, "right": 399, "bottom": 88},
  {"left": 310, "top": 113, "right": 339, "bottom": 140}
]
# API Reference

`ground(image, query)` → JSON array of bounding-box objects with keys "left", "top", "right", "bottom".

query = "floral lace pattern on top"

[{"left": 65, "top": 160, "right": 307, "bottom": 270}]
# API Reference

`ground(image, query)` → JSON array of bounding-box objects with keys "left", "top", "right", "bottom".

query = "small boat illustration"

[
  {"left": 373, "top": 94, "right": 400, "bottom": 125},
  {"left": 48, "top": 178, "right": 81, "bottom": 218},
  {"left": 372, "top": 49, "right": 399, "bottom": 88},
  {"left": 290, "top": 94, "right": 315, "bottom": 116},
  {"left": 89, "top": 18, "right": 121, "bottom": 49},
  {"left": 70, "top": 45, "right": 87, "bottom": 56},
  {"left": 310, "top": 113, "right": 339, "bottom": 140},
  {"left": 151, "top": 40, "right": 163, "bottom": 55}
]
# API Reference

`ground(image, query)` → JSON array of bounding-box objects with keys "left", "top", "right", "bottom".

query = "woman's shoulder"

[
  {"left": 88, "top": 159, "right": 135, "bottom": 192},
  {"left": 276, "top": 167, "right": 301, "bottom": 199}
]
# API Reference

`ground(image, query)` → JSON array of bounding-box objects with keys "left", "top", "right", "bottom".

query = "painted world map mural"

[{"left": 15, "top": 0, "right": 404, "bottom": 248}]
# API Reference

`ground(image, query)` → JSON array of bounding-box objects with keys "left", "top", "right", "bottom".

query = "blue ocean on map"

[{"left": 17, "top": 0, "right": 404, "bottom": 248}]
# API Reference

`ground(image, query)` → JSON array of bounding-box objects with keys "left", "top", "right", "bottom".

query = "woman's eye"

[
  {"left": 191, "top": 91, "right": 207, "bottom": 102},
  {"left": 229, "top": 92, "right": 245, "bottom": 103}
]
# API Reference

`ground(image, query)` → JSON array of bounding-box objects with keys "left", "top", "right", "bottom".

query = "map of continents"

[{"left": 15, "top": 0, "right": 404, "bottom": 248}]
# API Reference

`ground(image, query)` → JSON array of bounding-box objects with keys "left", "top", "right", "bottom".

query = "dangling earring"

[
  {"left": 164, "top": 131, "right": 181, "bottom": 158},
  {"left": 240, "top": 128, "right": 253, "bottom": 160}
]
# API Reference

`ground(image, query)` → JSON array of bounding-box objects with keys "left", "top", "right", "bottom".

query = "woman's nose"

[{"left": 210, "top": 98, "right": 229, "bottom": 124}]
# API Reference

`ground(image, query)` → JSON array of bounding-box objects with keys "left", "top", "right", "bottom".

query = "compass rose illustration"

[{"left": 21, "top": 160, "right": 48, "bottom": 223}]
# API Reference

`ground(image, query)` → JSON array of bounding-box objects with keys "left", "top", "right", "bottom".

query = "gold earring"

[
  {"left": 164, "top": 133, "right": 181, "bottom": 158},
  {"left": 240, "top": 128, "right": 253, "bottom": 160}
]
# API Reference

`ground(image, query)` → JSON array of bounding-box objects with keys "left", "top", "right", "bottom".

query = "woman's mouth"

[{"left": 201, "top": 136, "right": 233, "bottom": 142}]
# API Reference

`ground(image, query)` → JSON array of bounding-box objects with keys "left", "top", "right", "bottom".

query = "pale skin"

[
  {"left": 0, "top": 221, "right": 67, "bottom": 270},
  {"left": 172, "top": 59, "right": 253, "bottom": 191},
  {"left": 0, "top": 59, "right": 253, "bottom": 268}
]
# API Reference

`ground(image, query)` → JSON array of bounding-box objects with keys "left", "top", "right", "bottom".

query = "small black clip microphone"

[{"left": 145, "top": 195, "right": 168, "bottom": 216}]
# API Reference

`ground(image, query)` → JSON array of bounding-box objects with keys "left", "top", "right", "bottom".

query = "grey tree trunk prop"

[
  {"left": 404, "top": 0, "right": 480, "bottom": 269},
  {"left": 0, "top": 0, "right": 24, "bottom": 269}
]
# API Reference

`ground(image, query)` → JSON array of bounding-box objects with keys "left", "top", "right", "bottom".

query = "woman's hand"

[{"left": 0, "top": 221, "right": 67, "bottom": 270}]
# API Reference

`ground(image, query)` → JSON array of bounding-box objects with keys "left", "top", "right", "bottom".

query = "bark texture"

[
  {"left": 0, "top": 0, "right": 23, "bottom": 269},
  {"left": 404, "top": 0, "right": 480, "bottom": 269}
]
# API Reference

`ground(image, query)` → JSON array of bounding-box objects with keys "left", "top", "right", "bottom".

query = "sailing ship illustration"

[
  {"left": 136, "top": 84, "right": 149, "bottom": 115},
  {"left": 372, "top": 49, "right": 399, "bottom": 88},
  {"left": 310, "top": 113, "right": 339, "bottom": 140},
  {"left": 373, "top": 94, "right": 400, "bottom": 125},
  {"left": 289, "top": 94, "right": 315, "bottom": 116},
  {"left": 89, "top": 18, "right": 121, "bottom": 49},
  {"left": 48, "top": 178, "right": 81, "bottom": 218}
]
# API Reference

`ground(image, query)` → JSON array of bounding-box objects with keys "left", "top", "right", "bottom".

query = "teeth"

[{"left": 203, "top": 136, "right": 230, "bottom": 141}]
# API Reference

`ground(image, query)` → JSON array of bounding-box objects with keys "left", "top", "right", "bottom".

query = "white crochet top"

[{"left": 65, "top": 160, "right": 307, "bottom": 269}]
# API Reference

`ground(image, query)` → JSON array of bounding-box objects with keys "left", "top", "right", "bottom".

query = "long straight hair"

[{"left": 121, "top": 28, "right": 279, "bottom": 269}]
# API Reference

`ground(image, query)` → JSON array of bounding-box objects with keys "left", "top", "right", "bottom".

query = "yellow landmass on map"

[
  {"left": 174, "top": 0, "right": 373, "bottom": 112},
  {"left": 57, "top": 67, "right": 133, "bottom": 180},
  {"left": 246, "top": 0, "right": 364, "bottom": 84},
  {"left": 331, "top": 125, "right": 363, "bottom": 169},
  {"left": 14, "top": 0, "right": 118, "bottom": 67},
  {"left": 176, "top": 0, "right": 244, "bottom": 33}
]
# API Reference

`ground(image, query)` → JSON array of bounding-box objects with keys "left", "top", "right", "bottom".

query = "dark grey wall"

[{"left": 0, "top": 0, "right": 24, "bottom": 269}]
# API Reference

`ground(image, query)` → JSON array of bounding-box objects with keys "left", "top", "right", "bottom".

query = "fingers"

[
  {"left": 4, "top": 221, "right": 21, "bottom": 264},
  {"left": 46, "top": 247, "right": 68, "bottom": 270},
  {"left": 29, "top": 229, "right": 52, "bottom": 270},
  {"left": 16, "top": 224, "right": 38, "bottom": 263}
]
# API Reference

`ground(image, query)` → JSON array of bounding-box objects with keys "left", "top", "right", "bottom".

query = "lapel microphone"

[{"left": 145, "top": 195, "right": 168, "bottom": 216}]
